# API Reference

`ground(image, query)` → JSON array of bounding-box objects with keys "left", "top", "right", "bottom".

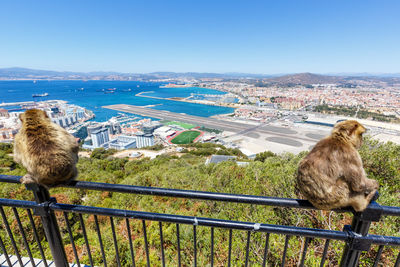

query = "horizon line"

[{"left": 1, "top": 66, "right": 400, "bottom": 77}]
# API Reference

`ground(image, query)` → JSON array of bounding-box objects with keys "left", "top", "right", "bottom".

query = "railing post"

[
  {"left": 340, "top": 194, "right": 382, "bottom": 267},
  {"left": 26, "top": 183, "right": 69, "bottom": 267}
]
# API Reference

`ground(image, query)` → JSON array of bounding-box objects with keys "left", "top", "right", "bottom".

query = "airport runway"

[{"left": 103, "top": 104, "right": 319, "bottom": 144}]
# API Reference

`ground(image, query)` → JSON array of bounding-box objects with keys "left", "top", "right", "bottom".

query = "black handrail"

[
  {"left": 2, "top": 174, "right": 400, "bottom": 216},
  {"left": 0, "top": 174, "right": 400, "bottom": 267}
]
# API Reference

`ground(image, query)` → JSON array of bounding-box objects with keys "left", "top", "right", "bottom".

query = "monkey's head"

[
  {"left": 19, "top": 109, "right": 49, "bottom": 125},
  {"left": 332, "top": 120, "right": 366, "bottom": 149}
]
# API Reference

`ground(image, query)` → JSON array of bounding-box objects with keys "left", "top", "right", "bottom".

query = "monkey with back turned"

[
  {"left": 297, "top": 120, "right": 379, "bottom": 212},
  {"left": 13, "top": 109, "right": 79, "bottom": 187}
]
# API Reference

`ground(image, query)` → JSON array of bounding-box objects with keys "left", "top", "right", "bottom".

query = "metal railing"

[{"left": 0, "top": 174, "right": 399, "bottom": 267}]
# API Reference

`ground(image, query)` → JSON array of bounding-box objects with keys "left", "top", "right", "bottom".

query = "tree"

[{"left": 254, "top": 151, "right": 276, "bottom": 162}]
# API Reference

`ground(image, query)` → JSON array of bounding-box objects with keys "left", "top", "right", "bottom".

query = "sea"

[{"left": 0, "top": 80, "right": 235, "bottom": 122}]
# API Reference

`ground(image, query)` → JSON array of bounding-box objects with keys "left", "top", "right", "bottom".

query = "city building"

[
  {"left": 91, "top": 128, "right": 110, "bottom": 148},
  {"left": 107, "top": 135, "right": 137, "bottom": 150},
  {"left": 0, "top": 128, "right": 18, "bottom": 141},
  {"left": 135, "top": 133, "right": 154, "bottom": 148},
  {"left": 0, "top": 109, "right": 9, "bottom": 118}
]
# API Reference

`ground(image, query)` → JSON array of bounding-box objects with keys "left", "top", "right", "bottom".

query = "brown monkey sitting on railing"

[
  {"left": 297, "top": 120, "right": 379, "bottom": 212},
  {"left": 13, "top": 109, "right": 79, "bottom": 187}
]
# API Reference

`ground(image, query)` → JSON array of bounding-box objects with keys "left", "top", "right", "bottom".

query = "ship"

[{"left": 32, "top": 93, "right": 49, "bottom": 98}]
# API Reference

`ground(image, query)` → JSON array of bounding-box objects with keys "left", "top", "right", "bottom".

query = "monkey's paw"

[{"left": 20, "top": 174, "right": 37, "bottom": 184}]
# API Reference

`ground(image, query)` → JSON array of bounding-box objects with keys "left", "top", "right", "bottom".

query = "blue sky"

[{"left": 0, "top": 0, "right": 399, "bottom": 74}]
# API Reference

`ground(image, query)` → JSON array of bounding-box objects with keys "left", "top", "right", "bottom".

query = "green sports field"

[{"left": 170, "top": 131, "right": 201, "bottom": 144}]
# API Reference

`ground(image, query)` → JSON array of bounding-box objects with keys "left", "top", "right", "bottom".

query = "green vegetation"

[
  {"left": 254, "top": 150, "right": 276, "bottom": 162},
  {"left": 141, "top": 144, "right": 164, "bottom": 151},
  {"left": 90, "top": 147, "right": 118, "bottom": 159},
  {"left": 0, "top": 138, "right": 399, "bottom": 266},
  {"left": 161, "top": 120, "right": 195, "bottom": 129},
  {"left": 314, "top": 104, "right": 400, "bottom": 123},
  {"left": 170, "top": 131, "right": 201, "bottom": 144},
  {"left": 181, "top": 142, "right": 247, "bottom": 158}
]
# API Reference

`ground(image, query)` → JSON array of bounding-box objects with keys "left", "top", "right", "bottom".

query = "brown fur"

[
  {"left": 13, "top": 109, "right": 79, "bottom": 187},
  {"left": 297, "top": 120, "right": 379, "bottom": 212}
]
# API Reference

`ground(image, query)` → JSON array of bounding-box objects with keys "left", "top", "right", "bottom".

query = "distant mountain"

[
  {"left": 265, "top": 72, "right": 342, "bottom": 85},
  {"left": 0, "top": 67, "right": 140, "bottom": 80},
  {"left": 0, "top": 67, "right": 399, "bottom": 84},
  {"left": 326, "top": 72, "right": 400, "bottom": 78},
  {"left": 0, "top": 67, "right": 275, "bottom": 80},
  {"left": 0, "top": 67, "right": 78, "bottom": 78}
]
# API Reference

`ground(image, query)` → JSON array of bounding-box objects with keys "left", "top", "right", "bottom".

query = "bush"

[{"left": 90, "top": 148, "right": 118, "bottom": 159}]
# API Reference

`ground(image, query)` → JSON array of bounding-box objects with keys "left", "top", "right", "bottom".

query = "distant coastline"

[{"left": 135, "top": 91, "right": 238, "bottom": 108}]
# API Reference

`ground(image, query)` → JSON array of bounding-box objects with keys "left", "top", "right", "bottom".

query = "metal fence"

[{"left": 0, "top": 174, "right": 399, "bottom": 267}]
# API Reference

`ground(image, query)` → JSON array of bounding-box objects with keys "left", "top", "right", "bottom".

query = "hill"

[
  {"left": 265, "top": 72, "right": 342, "bottom": 85},
  {"left": 1, "top": 67, "right": 400, "bottom": 82}
]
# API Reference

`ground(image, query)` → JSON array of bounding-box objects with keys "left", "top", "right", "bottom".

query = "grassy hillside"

[{"left": 0, "top": 138, "right": 399, "bottom": 266}]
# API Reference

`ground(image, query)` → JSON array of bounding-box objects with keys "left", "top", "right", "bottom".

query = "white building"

[
  {"left": 135, "top": 133, "right": 154, "bottom": 148},
  {"left": 107, "top": 135, "right": 137, "bottom": 150},
  {"left": 154, "top": 126, "right": 176, "bottom": 139},
  {"left": 91, "top": 128, "right": 110, "bottom": 148}
]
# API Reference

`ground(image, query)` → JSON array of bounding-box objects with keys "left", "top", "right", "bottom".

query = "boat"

[{"left": 32, "top": 93, "right": 49, "bottom": 98}]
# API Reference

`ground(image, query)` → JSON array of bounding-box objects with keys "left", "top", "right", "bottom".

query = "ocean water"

[{"left": 0, "top": 80, "right": 235, "bottom": 121}]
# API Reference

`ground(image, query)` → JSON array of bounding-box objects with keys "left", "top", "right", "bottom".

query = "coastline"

[{"left": 135, "top": 91, "right": 239, "bottom": 108}]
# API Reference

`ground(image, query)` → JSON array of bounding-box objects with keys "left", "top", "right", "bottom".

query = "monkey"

[
  {"left": 296, "top": 120, "right": 379, "bottom": 212},
  {"left": 13, "top": 109, "right": 79, "bottom": 187}
]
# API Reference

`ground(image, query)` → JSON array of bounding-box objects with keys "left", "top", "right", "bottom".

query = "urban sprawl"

[{"left": 1, "top": 76, "right": 400, "bottom": 157}]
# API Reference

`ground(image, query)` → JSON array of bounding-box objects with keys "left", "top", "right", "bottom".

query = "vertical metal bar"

[
  {"left": 142, "top": 220, "right": 150, "bottom": 267},
  {"left": 227, "top": 229, "right": 232, "bottom": 267},
  {"left": 210, "top": 227, "right": 214, "bottom": 267},
  {"left": 299, "top": 237, "right": 311, "bottom": 267},
  {"left": 193, "top": 225, "right": 197, "bottom": 267},
  {"left": 27, "top": 209, "right": 48, "bottom": 267},
  {"left": 281, "top": 235, "right": 290, "bottom": 267},
  {"left": 262, "top": 233, "right": 270, "bottom": 267},
  {"left": 110, "top": 217, "right": 121, "bottom": 267},
  {"left": 79, "top": 213, "right": 94, "bottom": 267},
  {"left": 395, "top": 252, "right": 400, "bottom": 267},
  {"left": 25, "top": 183, "right": 68, "bottom": 267},
  {"left": 159, "top": 222, "right": 165, "bottom": 267},
  {"left": 12, "top": 207, "right": 35, "bottom": 267},
  {"left": 0, "top": 235, "right": 12, "bottom": 267},
  {"left": 94, "top": 215, "right": 107, "bottom": 267},
  {"left": 25, "top": 183, "right": 69, "bottom": 267},
  {"left": 176, "top": 224, "right": 181, "bottom": 267},
  {"left": 372, "top": 245, "right": 384, "bottom": 267},
  {"left": 63, "top": 212, "right": 81, "bottom": 267},
  {"left": 340, "top": 205, "right": 378, "bottom": 267},
  {"left": 245, "top": 231, "right": 251, "bottom": 267},
  {"left": 126, "top": 218, "right": 136, "bottom": 267},
  {"left": 0, "top": 206, "right": 23, "bottom": 266},
  {"left": 320, "top": 239, "right": 330, "bottom": 267}
]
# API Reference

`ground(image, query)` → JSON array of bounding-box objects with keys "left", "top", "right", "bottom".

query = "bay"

[{"left": 0, "top": 80, "right": 234, "bottom": 122}]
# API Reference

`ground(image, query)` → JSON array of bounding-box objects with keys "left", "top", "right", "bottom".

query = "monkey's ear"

[
  {"left": 19, "top": 113, "right": 25, "bottom": 122},
  {"left": 349, "top": 123, "right": 360, "bottom": 136},
  {"left": 42, "top": 111, "right": 49, "bottom": 118}
]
